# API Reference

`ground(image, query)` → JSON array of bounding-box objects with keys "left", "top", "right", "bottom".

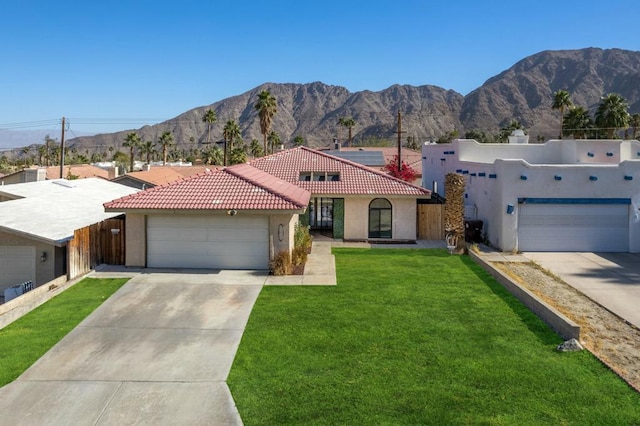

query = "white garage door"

[
  {"left": 518, "top": 203, "right": 629, "bottom": 252},
  {"left": 0, "top": 246, "right": 36, "bottom": 289},
  {"left": 147, "top": 215, "right": 269, "bottom": 269}
]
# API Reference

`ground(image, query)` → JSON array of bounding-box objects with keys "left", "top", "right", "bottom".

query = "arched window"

[{"left": 368, "top": 198, "right": 392, "bottom": 238}]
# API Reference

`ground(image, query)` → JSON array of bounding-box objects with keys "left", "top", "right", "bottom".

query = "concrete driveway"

[
  {"left": 0, "top": 270, "right": 266, "bottom": 425},
  {"left": 522, "top": 252, "right": 640, "bottom": 329}
]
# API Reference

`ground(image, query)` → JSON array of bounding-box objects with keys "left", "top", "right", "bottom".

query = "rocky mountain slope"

[{"left": 11, "top": 47, "right": 640, "bottom": 155}]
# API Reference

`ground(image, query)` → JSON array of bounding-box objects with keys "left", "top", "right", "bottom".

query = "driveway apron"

[{"left": 0, "top": 270, "right": 266, "bottom": 425}]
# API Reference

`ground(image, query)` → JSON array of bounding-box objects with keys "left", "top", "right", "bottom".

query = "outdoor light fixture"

[
  {"left": 278, "top": 224, "right": 284, "bottom": 242},
  {"left": 40, "top": 251, "right": 47, "bottom": 262},
  {"left": 227, "top": 209, "right": 237, "bottom": 216},
  {"left": 506, "top": 204, "right": 514, "bottom": 215}
]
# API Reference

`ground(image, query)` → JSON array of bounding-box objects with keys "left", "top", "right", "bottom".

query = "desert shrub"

[
  {"left": 294, "top": 221, "right": 312, "bottom": 250},
  {"left": 270, "top": 250, "right": 292, "bottom": 276},
  {"left": 291, "top": 245, "right": 308, "bottom": 266}
]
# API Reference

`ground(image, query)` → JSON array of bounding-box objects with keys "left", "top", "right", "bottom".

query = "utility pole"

[
  {"left": 396, "top": 111, "right": 405, "bottom": 173},
  {"left": 59, "top": 117, "right": 66, "bottom": 178}
]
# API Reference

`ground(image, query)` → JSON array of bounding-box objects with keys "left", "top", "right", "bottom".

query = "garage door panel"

[
  {"left": 518, "top": 204, "right": 629, "bottom": 252},
  {"left": 147, "top": 215, "right": 269, "bottom": 269},
  {"left": 148, "top": 227, "right": 209, "bottom": 243}
]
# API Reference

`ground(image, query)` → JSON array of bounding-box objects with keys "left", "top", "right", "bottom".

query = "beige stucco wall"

[
  {"left": 0, "top": 231, "right": 57, "bottom": 290},
  {"left": 343, "top": 197, "right": 417, "bottom": 240},
  {"left": 269, "top": 214, "right": 297, "bottom": 258},
  {"left": 125, "top": 213, "right": 146, "bottom": 267}
]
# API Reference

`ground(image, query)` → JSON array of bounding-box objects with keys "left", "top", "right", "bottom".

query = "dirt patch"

[{"left": 494, "top": 261, "right": 640, "bottom": 393}]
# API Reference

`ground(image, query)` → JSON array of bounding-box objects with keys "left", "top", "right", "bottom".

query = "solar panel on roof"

[{"left": 325, "top": 150, "right": 386, "bottom": 166}]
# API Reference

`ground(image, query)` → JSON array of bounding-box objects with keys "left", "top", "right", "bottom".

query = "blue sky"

[{"left": 2, "top": 0, "right": 639, "bottom": 143}]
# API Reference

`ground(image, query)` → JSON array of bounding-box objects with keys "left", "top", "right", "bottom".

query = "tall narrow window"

[{"left": 368, "top": 198, "right": 392, "bottom": 238}]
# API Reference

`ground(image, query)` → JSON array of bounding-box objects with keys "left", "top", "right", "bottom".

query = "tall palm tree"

[
  {"left": 552, "top": 90, "right": 572, "bottom": 139},
  {"left": 157, "top": 131, "right": 174, "bottom": 165},
  {"left": 562, "top": 106, "right": 593, "bottom": 139},
  {"left": 338, "top": 116, "right": 356, "bottom": 146},
  {"left": 255, "top": 90, "right": 277, "bottom": 154},
  {"left": 267, "top": 131, "right": 281, "bottom": 154},
  {"left": 139, "top": 140, "right": 156, "bottom": 164},
  {"left": 202, "top": 109, "right": 217, "bottom": 144},
  {"left": 222, "top": 119, "right": 241, "bottom": 166},
  {"left": 595, "top": 93, "right": 630, "bottom": 139},
  {"left": 123, "top": 132, "right": 142, "bottom": 172}
]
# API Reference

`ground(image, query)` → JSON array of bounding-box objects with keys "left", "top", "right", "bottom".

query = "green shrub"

[
  {"left": 291, "top": 246, "right": 308, "bottom": 266},
  {"left": 294, "top": 221, "right": 312, "bottom": 250},
  {"left": 270, "top": 250, "right": 292, "bottom": 276}
]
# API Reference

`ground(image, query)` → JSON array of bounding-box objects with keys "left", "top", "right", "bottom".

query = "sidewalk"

[{"left": 265, "top": 241, "right": 336, "bottom": 286}]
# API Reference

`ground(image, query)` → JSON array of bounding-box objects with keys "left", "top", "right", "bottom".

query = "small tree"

[
  {"left": 552, "top": 90, "right": 573, "bottom": 139},
  {"left": 383, "top": 155, "right": 418, "bottom": 182},
  {"left": 293, "top": 135, "right": 305, "bottom": 146}
]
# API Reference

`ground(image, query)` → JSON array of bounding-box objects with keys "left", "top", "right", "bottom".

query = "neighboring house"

[
  {"left": 105, "top": 147, "right": 431, "bottom": 270},
  {"left": 422, "top": 135, "right": 640, "bottom": 253},
  {"left": 0, "top": 178, "right": 138, "bottom": 301},
  {"left": 112, "top": 165, "right": 215, "bottom": 189},
  {"left": 323, "top": 146, "right": 423, "bottom": 185},
  {"left": 0, "top": 164, "right": 113, "bottom": 185}
]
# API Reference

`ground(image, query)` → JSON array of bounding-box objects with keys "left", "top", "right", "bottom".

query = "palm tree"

[
  {"left": 562, "top": 106, "right": 593, "bottom": 139},
  {"left": 139, "top": 140, "right": 156, "bottom": 164},
  {"left": 157, "top": 131, "right": 174, "bottom": 165},
  {"left": 229, "top": 148, "right": 247, "bottom": 165},
  {"left": 255, "top": 90, "right": 277, "bottom": 154},
  {"left": 37, "top": 145, "right": 46, "bottom": 165},
  {"left": 202, "top": 145, "right": 223, "bottom": 165},
  {"left": 629, "top": 113, "right": 640, "bottom": 140},
  {"left": 292, "top": 135, "right": 305, "bottom": 147},
  {"left": 222, "top": 119, "right": 241, "bottom": 166},
  {"left": 123, "top": 132, "right": 142, "bottom": 172},
  {"left": 338, "top": 116, "right": 356, "bottom": 146},
  {"left": 595, "top": 93, "right": 630, "bottom": 139},
  {"left": 202, "top": 109, "right": 217, "bottom": 144},
  {"left": 249, "top": 139, "right": 263, "bottom": 158},
  {"left": 267, "top": 131, "right": 281, "bottom": 154},
  {"left": 552, "top": 90, "right": 573, "bottom": 139}
]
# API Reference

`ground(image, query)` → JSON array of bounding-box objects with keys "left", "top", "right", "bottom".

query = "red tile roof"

[
  {"left": 250, "top": 147, "right": 430, "bottom": 196},
  {"left": 119, "top": 165, "right": 215, "bottom": 186},
  {"left": 104, "top": 164, "right": 310, "bottom": 211},
  {"left": 45, "top": 164, "right": 111, "bottom": 180}
]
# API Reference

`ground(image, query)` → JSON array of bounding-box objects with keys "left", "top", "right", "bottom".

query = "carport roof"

[
  {"left": 0, "top": 178, "right": 138, "bottom": 245},
  {"left": 104, "top": 164, "right": 311, "bottom": 211}
]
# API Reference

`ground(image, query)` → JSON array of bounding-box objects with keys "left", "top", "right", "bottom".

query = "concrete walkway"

[{"left": 265, "top": 241, "right": 336, "bottom": 286}]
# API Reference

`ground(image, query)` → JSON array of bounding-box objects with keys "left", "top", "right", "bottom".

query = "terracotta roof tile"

[
  {"left": 250, "top": 147, "right": 430, "bottom": 196},
  {"left": 104, "top": 165, "right": 310, "bottom": 211},
  {"left": 122, "top": 165, "right": 216, "bottom": 186}
]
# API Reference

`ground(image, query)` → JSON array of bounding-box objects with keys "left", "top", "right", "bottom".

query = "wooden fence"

[
  {"left": 417, "top": 204, "right": 445, "bottom": 240},
  {"left": 67, "top": 217, "right": 126, "bottom": 280}
]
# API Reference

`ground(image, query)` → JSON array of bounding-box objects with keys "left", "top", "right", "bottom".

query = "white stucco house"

[{"left": 422, "top": 133, "right": 640, "bottom": 253}]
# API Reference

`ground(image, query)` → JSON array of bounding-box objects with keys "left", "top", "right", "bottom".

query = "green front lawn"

[
  {"left": 0, "top": 277, "right": 128, "bottom": 387},
  {"left": 228, "top": 249, "right": 640, "bottom": 425}
]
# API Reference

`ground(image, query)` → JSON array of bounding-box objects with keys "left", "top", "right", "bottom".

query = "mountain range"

[{"left": 7, "top": 47, "right": 640, "bottom": 155}]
